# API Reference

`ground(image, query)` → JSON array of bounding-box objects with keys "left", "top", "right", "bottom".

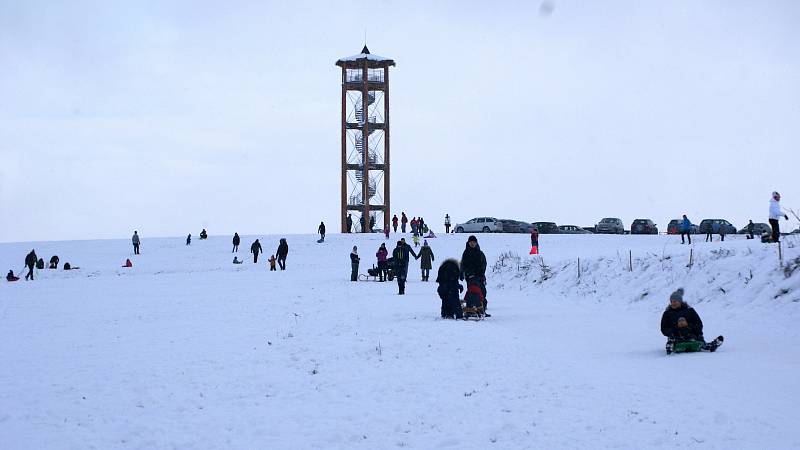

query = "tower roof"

[{"left": 336, "top": 46, "right": 395, "bottom": 67}]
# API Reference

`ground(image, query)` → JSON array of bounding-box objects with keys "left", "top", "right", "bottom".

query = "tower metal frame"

[{"left": 336, "top": 46, "right": 395, "bottom": 233}]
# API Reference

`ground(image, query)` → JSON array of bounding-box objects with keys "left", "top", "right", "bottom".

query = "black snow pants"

[{"left": 770, "top": 219, "right": 780, "bottom": 243}]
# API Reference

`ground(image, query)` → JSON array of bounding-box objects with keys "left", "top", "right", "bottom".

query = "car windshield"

[{"left": 601, "top": 218, "right": 616, "bottom": 223}]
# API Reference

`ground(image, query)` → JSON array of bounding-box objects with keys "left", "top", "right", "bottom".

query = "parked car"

[
  {"left": 667, "top": 219, "right": 701, "bottom": 234},
  {"left": 595, "top": 218, "right": 624, "bottom": 234},
  {"left": 531, "top": 222, "right": 559, "bottom": 234},
  {"left": 698, "top": 219, "right": 737, "bottom": 235},
  {"left": 454, "top": 217, "right": 504, "bottom": 233},
  {"left": 630, "top": 219, "right": 658, "bottom": 235},
  {"left": 581, "top": 226, "right": 596, "bottom": 234},
  {"left": 737, "top": 223, "right": 772, "bottom": 235},
  {"left": 559, "top": 225, "right": 592, "bottom": 234},
  {"left": 499, "top": 219, "right": 532, "bottom": 233}
]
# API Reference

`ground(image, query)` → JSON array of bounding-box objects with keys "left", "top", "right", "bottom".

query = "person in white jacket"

[{"left": 769, "top": 191, "right": 789, "bottom": 243}]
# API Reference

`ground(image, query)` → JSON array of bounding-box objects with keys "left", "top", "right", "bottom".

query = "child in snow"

[
  {"left": 269, "top": 255, "right": 277, "bottom": 271},
  {"left": 412, "top": 234, "right": 420, "bottom": 247},
  {"left": 6, "top": 270, "right": 19, "bottom": 282},
  {"left": 660, "top": 288, "right": 723, "bottom": 354},
  {"left": 123, "top": 258, "right": 133, "bottom": 268},
  {"left": 233, "top": 256, "right": 243, "bottom": 264}
]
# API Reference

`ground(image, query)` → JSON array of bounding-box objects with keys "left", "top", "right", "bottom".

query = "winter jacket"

[
  {"left": 233, "top": 234, "right": 240, "bottom": 246},
  {"left": 250, "top": 241, "right": 263, "bottom": 255},
  {"left": 769, "top": 198, "right": 783, "bottom": 220},
  {"left": 418, "top": 246, "right": 435, "bottom": 269},
  {"left": 401, "top": 214, "right": 408, "bottom": 224},
  {"left": 660, "top": 303, "right": 704, "bottom": 340},
  {"left": 681, "top": 218, "right": 691, "bottom": 233},
  {"left": 318, "top": 223, "right": 326, "bottom": 234},
  {"left": 132, "top": 234, "right": 140, "bottom": 245},
  {"left": 460, "top": 244, "right": 487, "bottom": 280},
  {"left": 25, "top": 250, "right": 37, "bottom": 268},
  {"left": 392, "top": 244, "right": 417, "bottom": 269},
  {"left": 376, "top": 247, "right": 388, "bottom": 263},
  {"left": 531, "top": 230, "right": 539, "bottom": 246},
  {"left": 276, "top": 240, "right": 288, "bottom": 257},
  {"left": 392, "top": 216, "right": 398, "bottom": 226},
  {"left": 350, "top": 252, "right": 360, "bottom": 264}
]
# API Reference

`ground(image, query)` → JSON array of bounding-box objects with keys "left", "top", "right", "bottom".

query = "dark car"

[
  {"left": 531, "top": 222, "right": 559, "bottom": 234},
  {"left": 595, "top": 218, "right": 624, "bottom": 234},
  {"left": 499, "top": 220, "right": 533, "bottom": 233},
  {"left": 559, "top": 225, "right": 592, "bottom": 234},
  {"left": 631, "top": 219, "right": 658, "bottom": 235},
  {"left": 737, "top": 223, "right": 771, "bottom": 235},
  {"left": 667, "top": 219, "right": 701, "bottom": 235},
  {"left": 699, "top": 219, "right": 737, "bottom": 235}
]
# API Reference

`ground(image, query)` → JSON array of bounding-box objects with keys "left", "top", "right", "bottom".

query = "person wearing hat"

[
  {"left": 660, "top": 288, "right": 723, "bottom": 354},
  {"left": 350, "top": 246, "right": 360, "bottom": 281},
  {"left": 769, "top": 191, "right": 789, "bottom": 243},
  {"left": 416, "top": 240, "right": 435, "bottom": 281},
  {"left": 392, "top": 238, "right": 418, "bottom": 294},
  {"left": 460, "top": 235, "right": 489, "bottom": 316}
]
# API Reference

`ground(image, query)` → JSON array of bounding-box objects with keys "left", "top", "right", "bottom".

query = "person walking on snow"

[
  {"left": 250, "top": 239, "right": 263, "bottom": 263},
  {"left": 186, "top": 234, "right": 191, "bottom": 245},
  {"left": 376, "top": 243, "right": 388, "bottom": 282},
  {"left": 232, "top": 233, "right": 240, "bottom": 252},
  {"left": 680, "top": 215, "right": 692, "bottom": 244},
  {"left": 401, "top": 212, "right": 408, "bottom": 233},
  {"left": 746, "top": 220, "right": 755, "bottom": 240},
  {"left": 392, "top": 214, "right": 399, "bottom": 233},
  {"left": 383, "top": 224, "right": 390, "bottom": 239},
  {"left": 318, "top": 222, "right": 326, "bottom": 242},
  {"left": 460, "top": 235, "right": 490, "bottom": 316},
  {"left": 660, "top": 288, "right": 724, "bottom": 354},
  {"left": 444, "top": 214, "right": 451, "bottom": 234},
  {"left": 769, "top": 191, "right": 789, "bottom": 243},
  {"left": 132, "top": 231, "right": 140, "bottom": 254},
  {"left": 392, "top": 238, "right": 418, "bottom": 295},
  {"left": 350, "top": 246, "right": 360, "bottom": 281},
  {"left": 276, "top": 238, "right": 288, "bottom": 270},
  {"left": 416, "top": 240, "right": 435, "bottom": 281},
  {"left": 530, "top": 227, "right": 540, "bottom": 254},
  {"left": 347, "top": 214, "right": 353, "bottom": 233},
  {"left": 24, "top": 249, "right": 37, "bottom": 281}
]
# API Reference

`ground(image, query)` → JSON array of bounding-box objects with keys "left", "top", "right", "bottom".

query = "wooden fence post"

[{"left": 629, "top": 250, "right": 633, "bottom": 272}]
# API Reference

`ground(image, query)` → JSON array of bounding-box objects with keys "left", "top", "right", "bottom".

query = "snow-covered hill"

[{"left": 1, "top": 233, "right": 798, "bottom": 449}]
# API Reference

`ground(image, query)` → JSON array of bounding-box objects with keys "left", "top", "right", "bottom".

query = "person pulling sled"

[{"left": 661, "top": 288, "right": 723, "bottom": 354}]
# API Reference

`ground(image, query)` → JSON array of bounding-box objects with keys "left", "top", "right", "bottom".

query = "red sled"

[{"left": 529, "top": 246, "right": 539, "bottom": 255}]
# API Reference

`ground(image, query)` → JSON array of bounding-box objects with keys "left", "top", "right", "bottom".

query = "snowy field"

[{"left": 1, "top": 232, "right": 799, "bottom": 449}]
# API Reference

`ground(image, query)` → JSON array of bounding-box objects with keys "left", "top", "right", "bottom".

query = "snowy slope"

[{"left": 0, "top": 233, "right": 798, "bottom": 449}]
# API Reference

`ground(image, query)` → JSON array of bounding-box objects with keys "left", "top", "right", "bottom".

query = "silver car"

[
  {"left": 596, "top": 218, "right": 624, "bottom": 234},
  {"left": 454, "top": 217, "right": 504, "bottom": 233}
]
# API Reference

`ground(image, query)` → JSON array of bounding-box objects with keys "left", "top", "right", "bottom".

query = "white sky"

[{"left": 1, "top": 0, "right": 798, "bottom": 242}]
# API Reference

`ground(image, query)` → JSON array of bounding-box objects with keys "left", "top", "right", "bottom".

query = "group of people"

[
  {"left": 6, "top": 250, "right": 77, "bottom": 282},
  {"left": 435, "top": 235, "right": 489, "bottom": 319}
]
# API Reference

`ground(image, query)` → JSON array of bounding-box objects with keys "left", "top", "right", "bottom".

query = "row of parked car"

[{"left": 453, "top": 217, "right": 797, "bottom": 235}]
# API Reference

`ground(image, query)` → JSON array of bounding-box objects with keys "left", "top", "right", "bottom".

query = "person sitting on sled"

[
  {"left": 6, "top": 270, "right": 19, "bottom": 282},
  {"left": 233, "top": 256, "right": 243, "bottom": 264},
  {"left": 660, "top": 288, "right": 723, "bottom": 354}
]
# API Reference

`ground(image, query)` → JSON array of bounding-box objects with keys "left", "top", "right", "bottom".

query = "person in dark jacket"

[
  {"left": 680, "top": 215, "right": 692, "bottom": 244},
  {"left": 200, "top": 229, "right": 208, "bottom": 239},
  {"left": 346, "top": 214, "right": 353, "bottom": 233},
  {"left": 392, "top": 214, "right": 399, "bottom": 233},
  {"left": 392, "top": 238, "right": 418, "bottom": 294},
  {"left": 660, "top": 288, "right": 723, "bottom": 354},
  {"left": 7, "top": 270, "right": 20, "bottom": 282},
  {"left": 24, "top": 249, "right": 37, "bottom": 280},
  {"left": 318, "top": 222, "right": 326, "bottom": 241},
  {"left": 401, "top": 212, "right": 408, "bottom": 233},
  {"left": 49, "top": 255, "right": 59, "bottom": 269},
  {"left": 36, "top": 258, "right": 45, "bottom": 270},
  {"left": 186, "top": 234, "right": 192, "bottom": 245},
  {"left": 132, "top": 231, "right": 140, "bottom": 254},
  {"left": 460, "top": 236, "right": 490, "bottom": 316},
  {"left": 250, "top": 239, "right": 263, "bottom": 263},
  {"left": 350, "top": 246, "right": 360, "bottom": 281},
  {"left": 444, "top": 214, "right": 451, "bottom": 234},
  {"left": 276, "top": 238, "right": 288, "bottom": 270},
  {"left": 232, "top": 233, "right": 240, "bottom": 252},
  {"left": 416, "top": 240, "right": 435, "bottom": 281},
  {"left": 746, "top": 220, "right": 755, "bottom": 239},
  {"left": 369, "top": 215, "right": 375, "bottom": 233},
  {"left": 436, "top": 259, "right": 463, "bottom": 319}
]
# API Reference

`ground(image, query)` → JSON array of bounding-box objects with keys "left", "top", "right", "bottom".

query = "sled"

[{"left": 460, "top": 302, "right": 485, "bottom": 321}]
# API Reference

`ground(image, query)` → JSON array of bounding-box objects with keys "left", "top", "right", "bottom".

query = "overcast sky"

[{"left": 1, "top": 0, "right": 798, "bottom": 242}]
